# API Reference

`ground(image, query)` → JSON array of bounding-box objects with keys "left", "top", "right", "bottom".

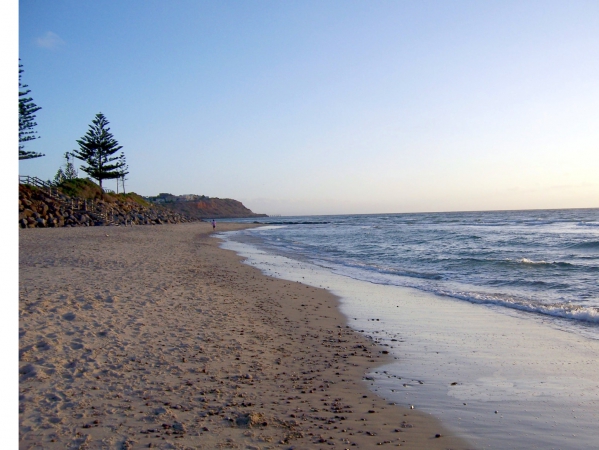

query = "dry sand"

[{"left": 19, "top": 222, "right": 472, "bottom": 449}]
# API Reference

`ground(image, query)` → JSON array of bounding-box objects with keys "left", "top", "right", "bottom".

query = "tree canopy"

[
  {"left": 72, "top": 113, "right": 125, "bottom": 189},
  {"left": 19, "top": 62, "right": 44, "bottom": 160},
  {"left": 116, "top": 152, "right": 130, "bottom": 194},
  {"left": 53, "top": 152, "right": 78, "bottom": 185}
]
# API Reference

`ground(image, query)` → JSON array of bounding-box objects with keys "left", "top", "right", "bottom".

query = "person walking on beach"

[{"left": 212, "top": 219, "right": 216, "bottom": 230}]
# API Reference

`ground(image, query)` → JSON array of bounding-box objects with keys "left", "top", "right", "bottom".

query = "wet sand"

[{"left": 19, "top": 222, "right": 472, "bottom": 449}]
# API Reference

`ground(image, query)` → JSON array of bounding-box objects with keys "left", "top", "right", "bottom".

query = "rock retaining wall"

[{"left": 19, "top": 185, "right": 201, "bottom": 228}]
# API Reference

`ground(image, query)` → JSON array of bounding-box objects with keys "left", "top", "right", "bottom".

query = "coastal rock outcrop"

[{"left": 148, "top": 193, "right": 266, "bottom": 219}]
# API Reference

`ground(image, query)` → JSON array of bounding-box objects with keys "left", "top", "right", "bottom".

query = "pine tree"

[
  {"left": 53, "top": 152, "right": 78, "bottom": 185},
  {"left": 53, "top": 168, "right": 65, "bottom": 185},
  {"left": 72, "top": 113, "right": 125, "bottom": 189},
  {"left": 116, "top": 152, "right": 130, "bottom": 194},
  {"left": 64, "top": 152, "right": 78, "bottom": 180},
  {"left": 19, "top": 62, "right": 44, "bottom": 160}
]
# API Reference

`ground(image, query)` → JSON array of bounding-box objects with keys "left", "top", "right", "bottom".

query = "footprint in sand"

[{"left": 19, "top": 364, "right": 38, "bottom": 380}]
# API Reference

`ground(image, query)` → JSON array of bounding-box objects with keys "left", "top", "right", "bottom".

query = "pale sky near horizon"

[{"left": 16, "top": 0, "right": 599, "bottom": 216}]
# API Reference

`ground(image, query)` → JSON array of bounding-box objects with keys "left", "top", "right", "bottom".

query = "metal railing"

[
  {"left": 19, "top": 175, "right": 60, "bottom": 198},
  {"left": 21, "top": 176, "right": 126, "bottom": 224}
]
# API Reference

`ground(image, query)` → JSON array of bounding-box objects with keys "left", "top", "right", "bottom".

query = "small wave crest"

[
  {"left": 329, "top": 262, "right": 599, "bottom": 324},
  {"left": 569, "top": 241, "right": 599, "bottom": 250},
  {"left": 323, "top": 259, "right": 444, "bottom": 281},
  {"left": 516, "top": 258, "right": 574, "bottom": 267},
  {"left": 519, "top": 257, "right": 547, "bottom": 264},
  {"left": 438, "top": 289, "right": 599, "bottom": 324}
]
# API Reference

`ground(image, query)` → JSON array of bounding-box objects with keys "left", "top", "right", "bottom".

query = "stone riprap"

[{"left": 18, "top": 184, "right": 200, "bottom": 228}]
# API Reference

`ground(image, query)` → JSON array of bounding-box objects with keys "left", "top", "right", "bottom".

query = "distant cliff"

[{"left": 147, "top": 193, "right": 266, "bottom": 219}]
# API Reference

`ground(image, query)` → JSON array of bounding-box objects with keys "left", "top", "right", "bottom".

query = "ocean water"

[
  {"left": 226, "top": 208, "right": 599, "bottom": 338},
  {"left": 219, "top": 209, "right": 599, "bottom": 449}
]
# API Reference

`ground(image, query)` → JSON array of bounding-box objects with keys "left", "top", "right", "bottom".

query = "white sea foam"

[
  {"left": 439, "top": 289, "right": 599, "bottom": 324},
  {"left": 311, "top": 259, "right": 599, "bottom": 326},
  {"left": 518, "top": 257, "right": 547, "bottom": 264}
]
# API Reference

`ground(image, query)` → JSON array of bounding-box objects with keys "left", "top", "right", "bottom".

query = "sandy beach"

[{"left": 19, "top": 222, "right": 472, "bottom": 449}]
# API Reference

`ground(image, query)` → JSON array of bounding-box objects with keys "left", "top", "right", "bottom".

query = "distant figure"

[{"left": 212, "top": 219, "right": 216, "bottom": 230}]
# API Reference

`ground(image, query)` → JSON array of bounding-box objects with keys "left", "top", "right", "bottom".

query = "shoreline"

[
  {"left": 19, "top": 223, "right": 471, "bottom": 448},
  {"left": 222, "top": 225, "right": 599, "bottom": 449}
]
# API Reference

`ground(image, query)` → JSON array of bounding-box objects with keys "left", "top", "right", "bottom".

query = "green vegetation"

[
  {"left": 55, "top": 177, "right": 149, "bottom": 206},
  {"left": 72, "top": 113, "right": 126, "bottom": 189},
  {"left": 53, "top": 152, "right": 79, "bottom": 184},
  {"left": 19, "top": 61, "right": 44, "bottom": 160},
  {"left": 18, "top": 63, "right": 133, "bottom": 188},
  {"left": 56, "top": 178, "right": 105, "bottom": 199},
  {"left": 118, "top": 192, "right": 150, "bottom": 207},
  {"left": 116, "top": 152, "right": 129, "bottom": 194}
]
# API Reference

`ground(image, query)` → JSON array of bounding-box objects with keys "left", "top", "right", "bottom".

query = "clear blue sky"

[{"left": 16, "top": 0, "right": 599, "bottom": 215}]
